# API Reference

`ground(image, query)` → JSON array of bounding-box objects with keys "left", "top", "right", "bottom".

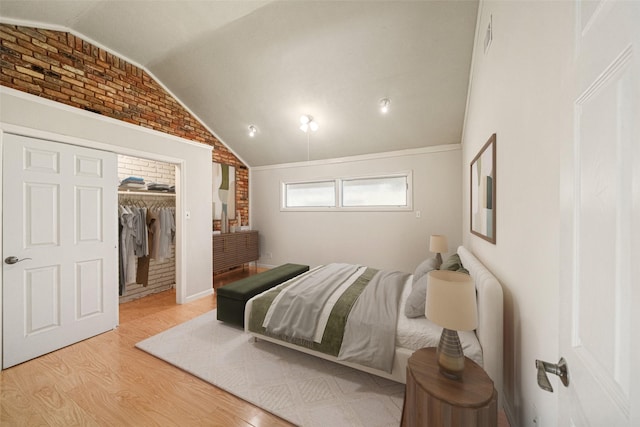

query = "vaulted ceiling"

[{"left": 0, "top": 1, "right": 478, "bottom": 166}]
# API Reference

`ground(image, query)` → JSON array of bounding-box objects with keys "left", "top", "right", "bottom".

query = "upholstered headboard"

[{"left": 457, "top": 246, "right": 504, "bottom": 409}]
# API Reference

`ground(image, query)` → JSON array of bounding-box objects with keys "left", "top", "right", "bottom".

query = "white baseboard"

[{"left": 182, "top": 288, "right": 213, "bottom": 304}]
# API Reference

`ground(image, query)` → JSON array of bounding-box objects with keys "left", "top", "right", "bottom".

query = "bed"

[{"left": 244, "top": 246, "right": 503, "bottom": 406}]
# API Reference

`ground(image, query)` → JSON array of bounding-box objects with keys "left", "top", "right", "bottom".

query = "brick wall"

[
  {"left": 0, "top": 23, "right": 248, "bottom": 230},
  {"left": 118, "top": 155, "right": 175, "bottom": 186}
]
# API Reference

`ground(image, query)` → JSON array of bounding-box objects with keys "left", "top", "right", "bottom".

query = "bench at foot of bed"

[{"left": 216, "top": 263, "right": 310, "bottom": 327}]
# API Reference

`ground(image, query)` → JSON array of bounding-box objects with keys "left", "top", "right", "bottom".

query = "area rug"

[{"left": 135, "top": 310, "right": 405, "bottom": 427}]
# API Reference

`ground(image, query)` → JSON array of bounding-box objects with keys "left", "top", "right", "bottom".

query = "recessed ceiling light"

[
  {"left": 379, "top": 98, "right": 391, "bottom": 114},
  {"left": 248, "top": 125, "right": 257, "bottom": 137},
  {"left": 299, "top": 115, "right": 318, "bottom": 132}
]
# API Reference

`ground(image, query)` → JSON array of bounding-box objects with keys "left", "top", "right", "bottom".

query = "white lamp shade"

[
  {"left": 425, "top": 270, "right": 477, "bottom": 331},
  {"left": 429, "top": 234, "right": 448, "bottom": 253}
]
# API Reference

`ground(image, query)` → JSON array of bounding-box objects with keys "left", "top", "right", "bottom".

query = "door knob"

[
  {"left": 4, "top": 256, "right": 32, "bottom": 265},
  {"left": 535, "top": 357, "right": 569, "bottom": 392}
]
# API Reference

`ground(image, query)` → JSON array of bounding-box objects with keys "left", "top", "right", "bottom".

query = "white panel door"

[
  {"left": 2, "top": 133, "right": 118, "bottom": 368},
  {"left": 559, "top": 1, "right": 639, "bottom": 425}
]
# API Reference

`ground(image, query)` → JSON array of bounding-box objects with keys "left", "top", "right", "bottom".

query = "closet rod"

[{"left": 118, "top": 191, "right": 175, "bottom": 198}]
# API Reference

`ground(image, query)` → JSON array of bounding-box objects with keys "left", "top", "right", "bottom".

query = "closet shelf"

[{"left": 118, "top": 190, "right": 175, "bottom": 197}]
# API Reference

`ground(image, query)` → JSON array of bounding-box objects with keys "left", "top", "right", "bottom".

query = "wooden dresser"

[
  {"left": 402, "top": 347, "right": 497, "bottom": 427},
  {"left": 213, "top": 230, "right": 259, "bottom": 273}
]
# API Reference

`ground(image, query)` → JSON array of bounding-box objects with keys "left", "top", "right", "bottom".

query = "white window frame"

[
  {"left": 281, "top": 179, "right": 338, "bottom": 209},
  {"left": 281, "top": 170, "right": 413, "bottom": 212}
]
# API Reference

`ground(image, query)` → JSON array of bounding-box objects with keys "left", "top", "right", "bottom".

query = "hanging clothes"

[
  {"left": 118, "top": 198, "right": 176, "bottom": 295},
  {"left": 119, "top": 214, "right": 125, "bottom": 295},
  {"left": 136, "top": 209, "right": 154, "bottom": 287},
  {"left": 156, "top": 207, "right": 176, "bottom": 262},
  {"left": 148, "top": 208, "right": 161, "bottom": 260},
  {"left": 119, "top": 205, "right": 138, "bottom": 293},
  {"left": 133, "top": 207, "right": 148, "bottom": 257}
]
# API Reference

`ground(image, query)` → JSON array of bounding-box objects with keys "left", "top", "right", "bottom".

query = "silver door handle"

[
  {"left": 4, "top": 256, "right": 32, "bottom": 265},
  {"left": 535, "top": 357, "right": 569, "bottom": 392}
]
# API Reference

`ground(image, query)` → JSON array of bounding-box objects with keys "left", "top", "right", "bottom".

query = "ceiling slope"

[{"left": 0, "top": 1, "right": 478, "bottom": 166}]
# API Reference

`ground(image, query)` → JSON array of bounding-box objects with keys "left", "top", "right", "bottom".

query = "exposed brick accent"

[
  {"left": 0, "top": 24, "right": 248, "bottom": 231},
  {"left": 118, "top": 155, "right": 176, "bottom": 186}
]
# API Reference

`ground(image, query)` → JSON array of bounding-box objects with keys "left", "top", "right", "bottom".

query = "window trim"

[{"left": 281, "top": 170, "right": 413, "bottom": 212}]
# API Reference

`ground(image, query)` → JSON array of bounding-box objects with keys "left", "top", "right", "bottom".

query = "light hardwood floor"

[
  {"left": 1, "top": 266, "right": 509, "bottom": 426},
  {"left": 0, "top": 266, "right": 292, "bottom": 427}
]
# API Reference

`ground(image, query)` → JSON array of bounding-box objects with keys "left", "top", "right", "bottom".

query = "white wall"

[
  {"left": 251, "top": 146, "right": 462, "bottom": 274},
  {"left": 0, "top": 88, "right": 213, "bottom": 306},
  {"left": 462, "top": 1, "right": 574, "bottom": 425}
]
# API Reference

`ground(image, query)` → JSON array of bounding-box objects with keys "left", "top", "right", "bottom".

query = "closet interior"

[{"left": 118, "top": 155, "right": 176, "bottom": 304}]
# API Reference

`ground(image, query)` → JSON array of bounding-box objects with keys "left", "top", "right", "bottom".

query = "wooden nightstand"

[{"left": 401, "top": 347, "right": 497, "bottom": 427}]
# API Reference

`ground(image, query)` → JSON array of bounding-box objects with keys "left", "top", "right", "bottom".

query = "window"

[
  {"left": 282, "top": 171, "right": 412, "bottom": 211},
  {"left": 284, "top": 181, "right": 336, "bottom": 208},
  {"left": 342, "top": 175, "right": 408, "bottom": 207}
]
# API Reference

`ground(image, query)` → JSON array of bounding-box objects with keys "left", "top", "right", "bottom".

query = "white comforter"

[
  {"left": 248, "top": 266, "right": 484, "bottom": 375},
  {"left": 260, "top": 264, "right": 410, "bottom": 373}
]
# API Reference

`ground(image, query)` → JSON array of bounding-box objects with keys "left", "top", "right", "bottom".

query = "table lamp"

[
  {"left": 425, "top": 270, "right": 477, "bottom": 380},
  {"left": 429, "top": 234, "right": 448, "bottom": 269}
]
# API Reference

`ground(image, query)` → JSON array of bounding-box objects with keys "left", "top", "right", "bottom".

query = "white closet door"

[{"left": 2, "top": 133, "right": 118, "bottom": 368}]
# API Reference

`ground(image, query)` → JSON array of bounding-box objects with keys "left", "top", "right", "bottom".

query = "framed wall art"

[
  {"left": 470, "top": 133, "right": 496, "bottom": 244},
  {"left": 212, "top": 162, "right": 236, "bottom": 221}
]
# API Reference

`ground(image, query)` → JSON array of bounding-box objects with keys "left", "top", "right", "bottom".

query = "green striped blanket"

[{"left": 247, "top": 263, "right": 410, "bottom": 372}]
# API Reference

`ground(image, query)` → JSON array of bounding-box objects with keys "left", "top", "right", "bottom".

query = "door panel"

[
  {"left": 560, "top": 1, "right": 639, "bottom": 424},
  {"left": 2, "top": 133, "right": 118, "bottom": 368},
  {"left": 24, "top": 146, "right": 59, "bottom": 173},
  {"left": 75, "top": 154, "right": 103, "bottom": 178},
  {"left": 26, "top": 265, "right": 60, "bottom": 335},
  {"left": 26, "top": 183, "right": 60, "bottom": 246},
  {"left": 76, "top": 186, "right": 103, "bottom": 242},
  {"left": 76, "top": 259, "right": 104, "bottom": 318}
]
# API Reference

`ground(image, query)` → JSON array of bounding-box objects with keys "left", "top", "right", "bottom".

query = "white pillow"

[
  {"left": 404, "top": 274, "right": 429, "bottom": 318},
  {"left": 413, "top": 257, "right": 438, "bottom": 282}
]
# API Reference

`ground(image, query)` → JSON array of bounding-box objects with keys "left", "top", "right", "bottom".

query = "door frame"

[{"left": 0, "top": 123, "right": 188, "bottom": 368}]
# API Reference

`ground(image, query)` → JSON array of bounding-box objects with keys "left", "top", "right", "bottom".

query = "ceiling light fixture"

[
  {"left": 248, "top": 125, "right": 257, "bottom": 137},
  {"left": 379, "top": 98, "right": 391, "bottom": 114},
  {"left": 299, "top": 115, "right": 319, "bottom": 132}
]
